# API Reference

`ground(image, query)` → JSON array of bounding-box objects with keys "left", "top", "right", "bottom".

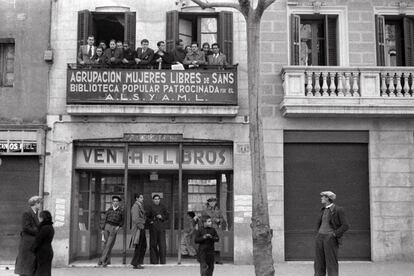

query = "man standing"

[
  {"left": 147, "top": 194, "right": 169, "bottom": 264},
  {"left": 183, "top": 42, "right": 206, "bottom": 68},
  {"left": 314, "top": 191, "right": 349, "bottom": 276},
  {"left": 207, "top": 43, "right": 227, "bottom": 67},
  {"left": 171, "top": 39, "right": 186, "bottom": 64},
  {"left": 153, "top": 41, "right": 174, "bottom": 69},
  {"left": 15, "top": 196, "right": 42, "bottom": 276},
  {"left": 98, "top": 195, "right": 124, "bottom": 267},
  {"left": 135, "top": 39, "right": 154, "bottom": 68},
  {"left": 77, "top": 35, "right": 95, "bottom": 65},
  {"left": 130, "top": 194, "right": 146, "bottom": 269}
]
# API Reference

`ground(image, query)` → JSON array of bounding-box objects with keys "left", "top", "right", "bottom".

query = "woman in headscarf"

[
  {"left": 31, "top": 210, "right": 54, "bottom": 276},
  {"left": 201, "top": 197, "right": 227, "bottom": 264}
]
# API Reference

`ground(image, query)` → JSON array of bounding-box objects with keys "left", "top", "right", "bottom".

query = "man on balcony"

[
  {"left": 135, "top": 39, "right": 154, "bottom": 68},
  {"left": 122, "top": 41, "right": 136, "bottom": 66},
  {"left": 104, "top": 39, "right": 123, "bottom": 66},
  {"left": 77, "top": 35, "right": 96, "bottom": 65},
  {"left": 184, "top": 42, "right": 206, "bottom": 69},
  {"left": 208, "top": 43, "right": 227, "bottom": 67},
  {"left": 153, "top": 41, "right": 174, "bottom": 69},
  {"left": 171, "top": 39, "right": 186, "bottom": 64}
]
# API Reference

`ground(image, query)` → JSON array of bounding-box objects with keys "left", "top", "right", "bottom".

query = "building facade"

[
  {"left": 0, "top": 0, "right": 50, "bottom": 264},
  {"left": 41, "top": 0, "right": 414, "bottom": 267}
]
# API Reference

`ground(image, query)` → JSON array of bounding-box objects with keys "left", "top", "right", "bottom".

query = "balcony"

[
  {"left": 281, "top": 66, "right": 414, "bottom": 117},
  {"left": 66, "top": 64, "right": 239, "bottom": 117}
]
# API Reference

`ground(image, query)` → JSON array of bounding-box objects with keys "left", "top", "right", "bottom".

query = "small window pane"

[
  {"left": 201, "top": 18, "right": 217, "bottom": 33},
  {"left": 201, "top": 33, "right": 217, "bottom": 46}
]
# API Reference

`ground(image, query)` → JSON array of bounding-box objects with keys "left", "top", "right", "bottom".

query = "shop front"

[{"left": 69, "top": 134, "right": 234, "bottom": 264}]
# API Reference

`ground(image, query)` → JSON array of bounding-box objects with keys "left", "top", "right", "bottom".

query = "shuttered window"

[
  {"left": 166, "top": 11, "right": 233, "bottom": 64},
  {"left": 376, "top": 15, "right": 414, "bottom": 66},
  {"left": 290, "top": 14, "right": 338, "bottom": 66},
  {"left": 0, "top": 40, "right": 14, "bottom": 87}
]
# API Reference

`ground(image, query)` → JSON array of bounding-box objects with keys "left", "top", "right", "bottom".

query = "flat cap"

[
  {"left": 320, "top": 191, "right": 336, "bottom": 201},
  {"left": 28, "top": 196, "right": 43, "bottom": 205}
]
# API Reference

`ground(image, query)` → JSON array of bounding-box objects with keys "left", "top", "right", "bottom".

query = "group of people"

[
  {"left": 98, "top": 193, "right": 226, "bottom": 276},
  {"left": 77, "top": 35, "right": 228, "bottom": 69},
  {"left": 15, "top": 196, "right": 54, "bottom": 276}
]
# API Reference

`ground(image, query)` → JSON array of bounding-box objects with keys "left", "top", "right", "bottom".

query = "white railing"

[{"left": 281, "top": 66, "right": 414, "bottom": 116}]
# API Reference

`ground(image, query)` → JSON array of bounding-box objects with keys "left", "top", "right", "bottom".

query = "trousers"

[
  {"left": 131, "top": 229, "right": 147, "bottom": 266},
  {"left": 99, "top": 224, "right": 119, "bottom": 265},
  {"left": 149, "top": 227, "right": 166, "bottom": 264},
  {"left": 314, "top": 233, "right": 339, "bottom": 276}
]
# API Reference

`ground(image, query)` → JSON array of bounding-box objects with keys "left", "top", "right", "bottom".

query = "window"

[
  {"left": 166, "top": 11, "right": 233, "bottom": 64},
  {"left": 290, "top": 14, "right": 338, "bottom": 66},
  {"left": 0, "top": 40, "right": 14, "bottom": 87},
  {"left": 77, "top": 10, "right": 136, "bottom": 52},
  {"left": 376, "top": 15, "right": 414, "bottom": 66}
]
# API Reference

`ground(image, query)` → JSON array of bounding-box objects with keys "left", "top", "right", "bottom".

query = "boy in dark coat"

[
  {"left": 195, "top": 215, "right": 219, "bottom": 276},
  {"left": 31, "top": 210, "right": 54, "bottom": 276}
]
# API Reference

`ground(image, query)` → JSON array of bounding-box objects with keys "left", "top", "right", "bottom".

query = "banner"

[{"left": 67, "top": 69, "right": 237, "bottom": 105}]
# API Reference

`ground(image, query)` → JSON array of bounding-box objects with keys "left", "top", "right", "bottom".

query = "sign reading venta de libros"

[
  {"left": 67, "top": 69, "right": 237, "bottom": 105},
  {"left": 75, "top": 146, "right": 233, "bottom": 170}
]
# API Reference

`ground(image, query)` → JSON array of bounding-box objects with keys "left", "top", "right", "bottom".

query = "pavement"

[{"left": 1, "top": 262, "right": 414, "bottom": 276}]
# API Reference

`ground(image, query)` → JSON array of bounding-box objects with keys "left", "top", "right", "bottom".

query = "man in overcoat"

[
  {"left": 15, "top": 196, "right": 42, "bottom": 276},
  {"left": 130, "top": 194, "right": 147, "bottom": 269},
  {"left": 314, "top": 191, "right": 349, "bottom": 276}
]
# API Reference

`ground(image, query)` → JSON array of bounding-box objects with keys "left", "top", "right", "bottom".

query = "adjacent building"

[{"left": 0, "top": 0, "right": 50, "bottom": 264}]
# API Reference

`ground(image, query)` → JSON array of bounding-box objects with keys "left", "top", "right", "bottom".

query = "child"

[{"left": 195, "top": 215, "right": 219, "bottom": 276}]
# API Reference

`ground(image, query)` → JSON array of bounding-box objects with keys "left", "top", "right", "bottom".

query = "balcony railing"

[
  {"left": 281, "top": 66, "right": 414, "bottom": 117},
  {"left": 66, "top": 64, "right": 239, "bottom": 116}
]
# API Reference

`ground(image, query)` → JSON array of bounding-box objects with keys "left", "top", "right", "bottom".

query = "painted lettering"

[{"left": 94, "top": 149, "right": 105, "bottom": 163}]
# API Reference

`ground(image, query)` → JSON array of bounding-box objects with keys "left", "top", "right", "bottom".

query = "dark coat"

[
  {"left": 135, "top": 47, "right": 154, "bottom": 65},
  {"left": 316, "top": 204, "right": 349, "bottom": 244},
  {"left": 195, "top": 226, "right": 219, "bottom": 254},
  {"left": 152, "top": 50, "right": 174, "bottom": 69},
  {"left": 104, "top": 48, "right": 123, "bottom": 65},
  {"left": 31, "top": 221, "right": 54, "bottom": 276},
  {"left": 146, "top": 203, "right": 169, "bottom": 230},
  {"left": 15, "top": 208, "right": 39, "bottom": 276}
]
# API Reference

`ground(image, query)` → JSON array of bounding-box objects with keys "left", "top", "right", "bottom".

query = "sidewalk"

[{"left": 1, "top": 262, "right": 414, "bottom": 276}]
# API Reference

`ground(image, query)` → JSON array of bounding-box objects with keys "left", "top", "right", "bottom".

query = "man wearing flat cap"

[
  {"left": 98, "top": 195, "right": 124, "bottom": 267},
  {"left": 15, "top": 196, "right": 42, "bottom": 276},
  {"left": 314, "top": 191, "right": 349, "bottom": 276}
]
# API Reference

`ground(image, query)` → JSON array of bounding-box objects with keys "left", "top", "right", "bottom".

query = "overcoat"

[
  {"left": 15, "top": 208, "right": 39, "bottom": 276},
  {"left": 130, "top": 201, "right": 146, "bottom": 248},
  {"left": 31, "top": 221, "right": 54, "bottom": 276}
]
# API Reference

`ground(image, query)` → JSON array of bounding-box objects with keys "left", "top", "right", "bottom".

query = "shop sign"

[
  {"left": 75, "top": 146, "right": 233, "bottom": 170},
  {"left": 0, "top": 130, "right": 41, "bottom": 155},
  {"left": 67, "top": 69, "right": 237, "bottom": 105}
]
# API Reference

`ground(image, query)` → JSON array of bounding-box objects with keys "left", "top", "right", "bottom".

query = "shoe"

[
  {"left": 137, "top": 265, "right": 144, "bottom": 269},
  {"left": 215, "top": 261, "right": 223, "bottom": 265}
]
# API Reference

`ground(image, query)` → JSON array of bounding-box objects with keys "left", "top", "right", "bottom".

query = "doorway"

[{"left": 70, "top": 170, "right": 234, "bottom": 263}]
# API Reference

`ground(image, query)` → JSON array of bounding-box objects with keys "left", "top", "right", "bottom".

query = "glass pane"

[
  {"left": 6, "top": 45, "right": 14, "bottom": 59},
  {"left": 6, "top": 59, "right": 14, "bottom": 73},
  {"left": 200, "top": 33, "right": 217, "bottom": 46},
  {"left": 300, "top": 40, "right": 311, "bottom": 65},
  {"left": 300, "top": 24, "right": 312, "bottom": 39},
  {"left": 201, "top": 17, "right": 217, "bottom": 33},
  {"left": 385, "top": 24, "right": 397, "bottom": 66},
  {"left": 4, "top": 73, "right": 14, "bottom": 86}
]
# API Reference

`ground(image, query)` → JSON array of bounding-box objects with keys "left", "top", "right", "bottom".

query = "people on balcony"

[
  {"left": 202, "top": 42, "right": 213, "bottom": 63},
  {"left": 153, "top": 41, "right": 174, "bottom": 69},
  {"left": 184, "top": 42, "right": 206, "bottom": 68},
  {"left": 171, "top": 39, "right": 186, "bottom": 64},
  {"left": 91, "top": 47, "right": 107, "bottom": 65},
  {"left": 105, "top": 39, "right": 123, "bottom": 66},
  {"left": 122, "top": 41, "right": 136, "bottom": 65},
  {"left": 207, "top": 43, "right": 227, "bottom": 67},
  {"left": 135, "top": 39, "right": 154, "bottom": 68},
  {"left": 77, "top": 35, "right": 96, "bottom": 65}
]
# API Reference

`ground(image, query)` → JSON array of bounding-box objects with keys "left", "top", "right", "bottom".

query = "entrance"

[
  {"left": 70, "top": 171, "right": 234, "bottom": 263},
  {"left": 284, "top": 131, "right": 371, "bottom": 261}
]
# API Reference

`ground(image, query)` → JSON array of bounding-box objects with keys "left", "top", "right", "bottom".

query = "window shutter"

[
  {"left": 77, "top": 10, "right": 92, "bottom": 48},
  {"left": 166, "top": 10, "right": 179, "bottom": 53},
  {"left": 290, "top": 14, "right": 300, "bottom": 65},
  {"left": 325, "top": 15, "right": 338, "bottom": 66},
  {"left": 218, "top": 11, "right": 233, "bottom": 64},
  {"left": 375, "top": 15, "right": 386, "bottom": 66},
  {"left": 124, "top": 12, "right": 136, "bottom": 50},
  {"left": 403, "top": 16, "right": 414, "bottom": 66}
]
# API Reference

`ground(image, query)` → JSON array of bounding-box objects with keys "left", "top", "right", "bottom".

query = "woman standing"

[
  {"left": 130, "top": 194, "right": 147, "bottom": 269},
  {"left": 31, "top": 210, "right": 54, "bottom": 276},
  {"left": 201, "top": 198, "right": 227, "bottom": 264}
]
